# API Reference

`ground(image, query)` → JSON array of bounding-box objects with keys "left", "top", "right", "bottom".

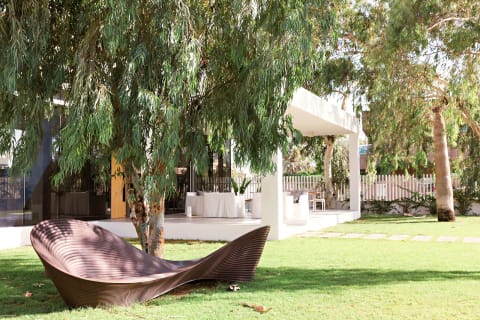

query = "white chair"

[{"left": 311, "top": 192, "right": 326, "bottom": 211}]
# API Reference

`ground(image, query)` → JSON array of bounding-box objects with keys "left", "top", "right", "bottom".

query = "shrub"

[
  {"left": 362, "top": 199, "right": 395, "bottom": 214},
  {"left": 454, "top": 189, "right": 473, "bottom": 216}
]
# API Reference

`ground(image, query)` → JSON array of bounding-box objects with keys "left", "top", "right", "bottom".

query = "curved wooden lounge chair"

[{"left": 30, "top": 219, "right": 270, "bottom": 307}]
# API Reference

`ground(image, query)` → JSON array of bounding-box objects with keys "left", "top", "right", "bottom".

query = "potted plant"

[{"left": 231, "top": 178, "right": 251, "bottom": 195}]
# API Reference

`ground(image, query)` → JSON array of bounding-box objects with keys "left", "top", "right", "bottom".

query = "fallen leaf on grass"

[
  {"left": 25, "top": 291, "right": 32, "bottom": 298},
  {"left": 240, "top": 302, "right": 272, "bottom": 313},
  {"left": 33, "top": 283, "right": 44, "bottom": 288}
]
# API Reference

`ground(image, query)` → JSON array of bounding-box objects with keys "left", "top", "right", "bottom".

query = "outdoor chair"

[
  {"left": 310, "top": 192, "right": 326, "bottom": 211},
  {"left": 30, "top": 219, "right": 270, "bottom": 307}
]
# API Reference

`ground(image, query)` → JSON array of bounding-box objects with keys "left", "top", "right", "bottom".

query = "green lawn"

[
  {"left": 2, "top": 215, "right": 480, "bottom": 319},
  {"left": 323, "top": 214, "right": 480, "bottom": 238}
]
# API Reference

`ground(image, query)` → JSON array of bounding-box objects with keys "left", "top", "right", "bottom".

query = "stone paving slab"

[
  {"left": 341, "top": 233, "right": 364, "bottom": 239},
  {"left": 300, "top": 231, "right": 480, "bottom": 244},
  {"left": 463, "top": 237, "right": 480, "bottom": 243},
  {"left": 364, "top": 233, "right": 387, "bottom": 240},
  {"left": 437, "top": 236, "right": 458, "bottom": 242},
  {"left": 411, "top": 235, "right": 433, "bottom": 242},
  {"left": 297, "top": 231, "right": 322, "bottom": 238},
  {"left": 317, "top": 232, "right": 344, "bottom": 238},
  {"left": 388, "top": 234, "right": 410, "bottom": 241}
]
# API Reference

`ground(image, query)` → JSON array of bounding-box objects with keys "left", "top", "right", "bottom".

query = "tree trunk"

[
  {"left": 148, "top": 199, "right": 165, "bottom": 258},
  {"left": 324, "top": 136, "right": 336, "bottom": 208},
  {"left": 130, "top": 199, "right": 149, "bottom": 252},
  {"left": 126, "top": 175, "right": 149, "bottom": 252},
  {"left": 127, "top": 176, "right": 166, "bottom": 257},
  {"left": 432, "top": 107, "right": 455, "bottom": 222}
]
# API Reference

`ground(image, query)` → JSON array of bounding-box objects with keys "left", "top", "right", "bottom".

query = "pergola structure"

[{"left": 261, "top": 87, "right": 361, "bottom": 240}]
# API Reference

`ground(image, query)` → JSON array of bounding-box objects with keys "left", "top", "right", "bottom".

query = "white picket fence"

[
  {"left": 283, "top": 175, "right": 324, "bottom": 192},
  {"left": 243, "top": 175, "right": 349, "bottom": 201},
  {"left": 363, "top": 174, "right": 423, "bottom": 201},
  {"left": 237, "top": 174, "right": 460, "bottom": 202},
  {"left": 360, "top": 174, "right": 461, "bottom": 201}
]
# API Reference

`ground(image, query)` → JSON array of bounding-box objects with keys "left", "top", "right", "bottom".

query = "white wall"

[
  {"left": 0, "top": 226, "right": 33, "bottom": 250},
  {"left": 261, "top": 151, "right": 286, "bottom": 240}
]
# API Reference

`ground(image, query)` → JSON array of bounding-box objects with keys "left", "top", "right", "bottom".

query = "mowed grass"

[
  {"left": 323, "top": 214, "right": 480, "bottom": 239},
  {"left": 2, "top": 215, "right": 480, "bottom": 319}
]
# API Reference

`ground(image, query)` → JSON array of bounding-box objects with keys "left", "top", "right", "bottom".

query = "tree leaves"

[{"left": 0, "top": 0, "right": 339, "bottom": 202}]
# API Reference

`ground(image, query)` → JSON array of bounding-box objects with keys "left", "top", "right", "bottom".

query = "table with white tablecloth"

[
  {"left": 185, "top": 193, "right": 245, "bottom": 218},
  {"left": 251, "top": 192, "right": 262, "bottom": 218},
  {"left": 284, "top": 192, "right": 309, "bottom": 225},
  {"left": 185, "top": 192, "right": 203, "bottom": 216}
]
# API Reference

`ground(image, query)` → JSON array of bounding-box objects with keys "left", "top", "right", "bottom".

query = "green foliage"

[
  {"left": 375, "top": 154, "right": 398, "bottom": 175},
  {"left": 287, "top": 135, "right": 349, "bottom": 183},
  {"left": 394, "top": 186, "right": 437, "bottom": 215},
  {"left": 355, "top": 0, "right": 480, "bottom": 180},
  {"left": 453, "top": 189, "right": 473, "bottom": 216},
  {"left": 361, "top": 199, "right": 395, "bottom": 214},
  {"left": 362, "top": 188, "right": 437, "bottom": 216},
  {"left": 302, "top": 136, "right": 325, "bottom": 175},
  {"left": 395, "top": 197, "right": 416, "bottom": 214},
  {"left": 349, "top": 1, "right": 480, "bottom": 221},
  {"left": 331, "top": 140, "right": 349, "bottom": 185},
  {"left": 231, "top": 178, "right": 251, "bottom": 196},
  {"left": 283, "top": 139, "right": 316, "bottom": 175},
  {"left": 416, "top": 194, "right": 437, "bottom": 216},
  {"left": 403, "top": 193, "right": 435, "bottom": 215},
  {"left": 414, "top": 150, "right": 428, "bottom": 172},
  {"left": 458, "top": 126, "right": 480, "bottom": 197},
  {"left": 0, "top": 1, "right": 338, "bottom": 203}
]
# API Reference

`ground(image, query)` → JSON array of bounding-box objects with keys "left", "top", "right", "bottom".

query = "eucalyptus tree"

[
  {"left": 0, "top": 1, "right": 336, "bottom": 256},
  {"left": 303, "top": 0, "right": 364, "bottom": 208},
  {"left": 458, "top": 126, "right": 480, "bottom": 196},
  {"left": 283, "top": 141, "right": 317, "bottom": 175},
  {"left": 347, "top": 0, "right": 480, "bottom": 221}
]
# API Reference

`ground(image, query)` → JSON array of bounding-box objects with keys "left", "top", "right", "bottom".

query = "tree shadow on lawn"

[
  {"left": 0, "top": 258, "right": 68, "bottom": 317},
  {"left": 149, "top": 266, "right": 480, "bottom": 307},
  {"left": 5, "top": 257, "right": 480, "bottom": 314},
  {"left": 250, "top": 266, "right": 480, "bottom": 292}
]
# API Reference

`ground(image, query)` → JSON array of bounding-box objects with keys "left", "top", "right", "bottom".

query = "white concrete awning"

[
  {"left": 286, "top": 87, "right": 359, "bottom": 136},
  {"left": 261, "top": 87, "right": 362, "bottom": 240}
]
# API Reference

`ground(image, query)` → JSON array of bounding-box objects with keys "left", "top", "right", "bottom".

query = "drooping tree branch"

[
  {"left": 457, "top": 98, "right": 480, "bottom": 140},
  {"left": 427, "top": 16, "right": 475, "bottom": 31}
]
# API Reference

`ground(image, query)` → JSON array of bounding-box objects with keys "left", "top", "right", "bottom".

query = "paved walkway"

[{"left": 299, "top": 231, "right": 480, "bottom": 243}]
